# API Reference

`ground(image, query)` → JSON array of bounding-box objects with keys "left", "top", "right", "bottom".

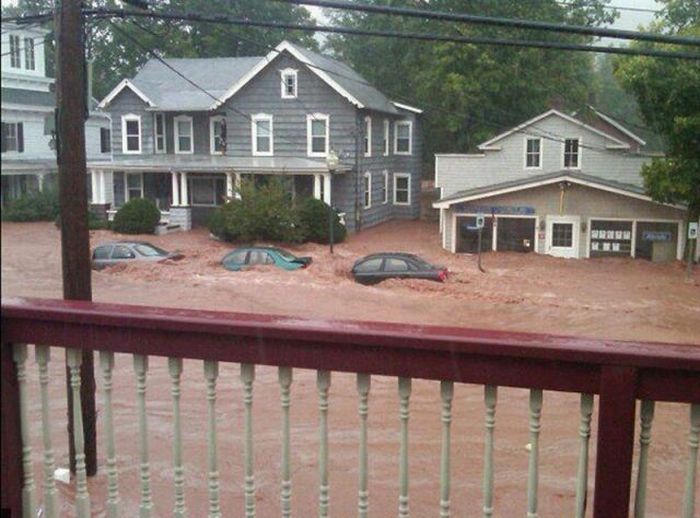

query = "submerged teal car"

[{"left": 222, "top": 246, "right": 312, "bottom": 271}]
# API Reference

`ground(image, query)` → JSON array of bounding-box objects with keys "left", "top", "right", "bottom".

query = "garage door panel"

[
  {"left": 590, "top": 220, "right": 633, "bottom": 258},
  {"left": 497, "top": 218, "right": 536, "bottom": 252},
  {"left": 456, "top": 216, "right": 493, "bottom": 253}
]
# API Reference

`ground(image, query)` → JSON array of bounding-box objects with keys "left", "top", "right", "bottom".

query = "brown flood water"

[{"left": 3, "top": 221, "right": 699, "bottom": 517}]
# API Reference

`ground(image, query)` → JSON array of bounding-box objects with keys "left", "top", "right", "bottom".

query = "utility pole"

[{"left": 55, "top": 0, "right": 98, "bottom": 476}]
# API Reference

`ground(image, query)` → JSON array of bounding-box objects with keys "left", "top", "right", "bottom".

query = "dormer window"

[
  {"left": 121, "top": 114, "right": 141, "bottom": 154},
  {"left": 9, "top": 35, "right": 21, "bottom": 68},
  {"left": 280, "top": 68, "right": 298, "bottom": 99},
  {"left": 174, "top": 115, "right": 194, "bottom": 154},
  {"left": 24, "top": 38, "right": 35, "bottom": 70},
  {"left": 563, "top": 138, "right": 580, "bottom": 169},
  {"left": 525, "top": 138, "right": 542, "bottom": 169}
]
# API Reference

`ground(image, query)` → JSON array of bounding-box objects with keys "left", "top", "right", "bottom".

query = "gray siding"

[{"left": 109, "top": 89, "right": 154, "bottom": 157}]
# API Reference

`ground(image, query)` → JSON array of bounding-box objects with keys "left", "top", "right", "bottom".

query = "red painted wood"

[
  {"left": 593, "top": 366, "right": 638, "bottom": 518},
  {"left": 1, "top": 341, "right": 22, "bottom": 517}
]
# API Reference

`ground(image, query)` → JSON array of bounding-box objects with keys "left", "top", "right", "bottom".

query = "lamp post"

[{"left": 326, "top": 149, "right": 339, "bottom": 254}]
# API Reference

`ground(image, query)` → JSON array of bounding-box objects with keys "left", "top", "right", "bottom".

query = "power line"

[
  {"left": 0, "top": 37, "right": 47, "bottom": 57},
  {"left": 557, "top": 1, "right": 660, "bottom": 14},
  {"left": 272, "top": 0, "right": 699, "bottom": 47},
  {"left": 83, "top": 8, "right": 700, "bottom": 60}
]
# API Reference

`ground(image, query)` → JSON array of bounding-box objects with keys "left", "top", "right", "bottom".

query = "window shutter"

[
  {"left": 17, "top": 123, "right": 24, "bottom": 153},
  {"left": 1, "top": 123, "right": 6, "bottom": 153}
]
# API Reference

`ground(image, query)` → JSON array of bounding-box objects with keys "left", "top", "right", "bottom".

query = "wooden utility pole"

[{"left": 55, "top": 0, "right": 97, "bottom": 476}]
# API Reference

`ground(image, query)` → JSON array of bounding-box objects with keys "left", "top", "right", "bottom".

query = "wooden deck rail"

[{"left": 2, "top": 296, "right": 699, "bottom": 517}]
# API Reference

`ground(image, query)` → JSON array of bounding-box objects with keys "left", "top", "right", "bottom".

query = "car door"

[
  {"left": 92, "top": 245, "right": 113, "bottom": 269},
  {"left": 110, "top": 244, "right": 136, "bottom": 265},
  {"left": 353, "top": 257, "right": 384, "bottom": 283},
  {"left": 382, "top": 257, "right": 411, "bottom": 279}
]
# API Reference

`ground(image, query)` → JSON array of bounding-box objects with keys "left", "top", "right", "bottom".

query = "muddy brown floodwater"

[{"left": 2, "top": 221, "right": 699, "bottom": 517}]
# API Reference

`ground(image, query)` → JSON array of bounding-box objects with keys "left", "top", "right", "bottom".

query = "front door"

[{"left": 546, "top": 215, "right": 580, "bottom": 258}]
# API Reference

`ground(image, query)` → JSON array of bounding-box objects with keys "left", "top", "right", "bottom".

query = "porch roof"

[
  {"left": 1, "top": 159, "right": 58, "bottom": 175},
  {"left": 87, "top": 155, "right": 352, "bottom": 174}
]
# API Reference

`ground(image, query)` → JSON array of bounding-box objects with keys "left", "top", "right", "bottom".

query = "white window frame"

[
  {"left": 524, "top": 137, "right": 543, "bottom": 170},
  {"left": 394, "top": 120, "right": 413, "bottom": 155},
  {"left": 9, "top": 35, "right": 20, "bottom": 68},
  {"left": 393, "top": 173, "right": 411, "bottom": 206},
  {"left": 209, "top": 115, "right": 226, "bottom": 155},
  {"left": 3, "top": 122, "right": 20, "bottom": 152},
  {"left": 23, "top": 37, "right": 35, "bottom": 70},
  {"left": 174, "top": 115, "right": 194, "bottom": 155},
  {"left": 363, "top": 171, "right": 372, "bottom": 210},
  {"left": 153, "top": 113, "right": 166, "bottom": 154},
  {"left": 121, "top": 114, "right": 142, "bottom": 154},
  {"left": 382, "top": 170, "right": 389, "bottom": 204},
  {"left": 364, "top": 116, "right": 372, "bottom": 157},
  {"left": 280, "top": 68, "right": 298, "bottom": 99},
  {"left": 562, "top": 137, "right": 582, "bottom": 170},
  {"left": 383, "top": 119, "right": 390, "bottom": 156},
  {"left": 124, "top": 172, "right": 144, "bottom": 201},
  {"left": 251, "top": 113, "right": 274, "bottom": 156},
  {"left": 306, "top": 113, "right": 329, "bottom": 157}
]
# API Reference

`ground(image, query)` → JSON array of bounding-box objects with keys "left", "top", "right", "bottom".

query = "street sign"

[{"left": 689, "top": 222, "right": 698, "bottom": 239}]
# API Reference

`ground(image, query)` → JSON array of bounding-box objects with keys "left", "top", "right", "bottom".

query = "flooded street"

[{"left": 3, "top": 221, "right": 699, "bottom": 517}]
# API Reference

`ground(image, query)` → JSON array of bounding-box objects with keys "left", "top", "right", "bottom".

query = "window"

[
  {"left": 252, "top": 114, "right": 273, "bottom": 156},
  {"left": 394, "top": 173, "right": 410, "bottom": 205},
  {"left": 280, "top": 68, "right": 298, "bottom": 99},
  {"left": 134, "top": 244, "right": 168, "bottom": 257},
  {"left": 525, "top": 138, "right": 542, "bottom": 169},
  {"left": 9, "top": 35, "right": 20, "bottom": 68},
  {"left": 364, "top": 116, "right": 372, "bottom": 157},
  {"left": 383, "top": 119, "right": 390, "bottom": 155},
  {"left": 384, "top": 258, "right": 409, "bottom": 272},
  {"left": 1, "top": 122, "right": 23, "bottom": 153},
  {"left": 394, "top": 120, "right": 412, "bottom": 155},
  {"left": 111, "top": 245, "right": 135, "bottom": 260},
  {"left": 552, "top": 223, "right": 573, "bottom": 247},
  {"left": 210, "top": 116, "right": 226, "bottom": 154},
  {"left": 363, "top": 172, "right": 372, "bottom": 209},
  {"left": 248, "top": 250, "right": 275, "bottom": 265},
  {"left": 126, "top": 173, "right": 143, "bottom": 201},
  {"left": 174, "top": 115, "right": 193, "bottom": 154},
  {"left": 307, "top": 113, "right": 329, "bottom": 157},
  {"left": 121, "top": 114, "right": 141, "bottom": 154},
  {"left": 93, "top": 246, "right": 112, "bottom": 260},
  {"left": 382, "top": 170, "right": 389, "bottom": 204},
  {"left": 564, "top": 138, "right": 580, "bottom": 169},
  {"left": 191, "top": 176, "right": 225, "bottom": 206},
  {"left": 225, "top": 250, "right": 248, "bottom": 266},
  {"left": 355, "top": 257, "right": 382, "bottom": 273},
  {"left": 24, "top": 37, "right": 35, "bottom": 70},
  {"left": 153, "top": 113, "right": 166, "bottom": 153},
  {"left": 100, "top": 128, "right": 111, "bottom": 153}
]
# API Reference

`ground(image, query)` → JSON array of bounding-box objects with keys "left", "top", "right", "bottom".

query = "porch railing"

[{"left": 1, "top": 297, "right": 698, "bottom": 518}]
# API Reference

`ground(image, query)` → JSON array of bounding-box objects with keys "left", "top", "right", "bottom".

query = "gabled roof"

[
  {"left": 586, "top": 106, "right": 647, "bottom": 146},
  {"left": 98, "top": 78, "right": 156, "bottom": 109},
  {"left": 433, "top": 170, "right": 684, "bottom": 210},
  {"left": 477, "top": 109, "right": 630, "bottom": 151}
]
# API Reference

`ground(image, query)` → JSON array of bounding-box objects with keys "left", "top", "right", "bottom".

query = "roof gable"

[{"left": 98, "top": 78, "right": 156, "bottom": 109}]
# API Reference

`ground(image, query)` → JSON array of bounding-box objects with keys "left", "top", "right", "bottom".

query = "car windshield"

[
  {"left": 272, "top": 248, "right": 297, "bottom": 261},
  {"left": 134, "top": 244, "right": 169, "bottom": 257}
]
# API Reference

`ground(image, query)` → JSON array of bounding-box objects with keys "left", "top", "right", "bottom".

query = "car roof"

[
  {"left": 96, "top": 241, "right": 155, "bottom": 247},
  {"left": 359, "top": 252, "right": 422, "bottom": 261}
]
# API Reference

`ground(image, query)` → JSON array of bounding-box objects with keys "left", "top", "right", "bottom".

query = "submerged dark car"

[
  {"left": 222, "top": 246, "right": 312, "bottom": 271},
  {"left": 351, "top": 252, "right": 448, "bottom": 284},
  {"left": 92, "top": 241, "right": 184, "bottom": 270}
]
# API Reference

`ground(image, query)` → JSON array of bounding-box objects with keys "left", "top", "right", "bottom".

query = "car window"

[
  {"left": 93, "top": 246, "right": 112, "bottom": 260},
  {"left": 134, "top": 244, "right": 168, "bottom": 257},
  {"left": 355, "top": 258, "right": 383, "bottom": 273},
  {"left": 384, "top": 258, "right": 409, "bottom": 272},
  {"left": 248, "top": 250, "right": 274, "bottom": 265},
  {"left": 272, "top": 248, "right": 297, "bottom": 262},
  {"left": 225, "top": 250, "right": 248, "bottom": 265},
  {"left": 111, "top": 245, "right": 135, "bottom": 260},
  {"left": 264, "top": 253, "right": 275, "bottom": 265}
]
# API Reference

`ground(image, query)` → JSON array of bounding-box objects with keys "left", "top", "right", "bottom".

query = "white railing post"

[
  {"left": 574, "top": 393, "right": 594, "bottom": 518},
  {"left": 169, "top": 357, "right": 186, "bottom": 518},
  {"left": 527, "top": 389, "right": 543, "bottom": 518},
  {"left": 99, "top": 351, "right": 120, "bottom": 518},
  {"left": 241, "top": 363, "right": 256, "bottom": 518},
  {"left": 14, "top": 344, "right": 37, "bottom": 518},
  {"left": 634, "top": 400, "right": 655, "bottom": 518},
  {"left": 134, "top": 354, "right": 152, "bottom": 518},
  {"left": 357, "top": 373, "right": 371, "bottom": 518},
  {"left": 36, "top": 346, "right": 57, "bottom": 518},
  {"left": 398, "top": 377, "right": 412, "bottom": 518},
  {"left": 279, "top": 367, "right": 293, "bottom": 518},
  {"left": 483, "top": 385, "right": 497, "bottom": 518},
  {"left": 682, "top": 403, "right": 700, "bottom": 518},
  {"left": 67, "top": 348, "right": 91, "bottom": 518},
  {"left": 317, "top": 370, "right": 331, "bottom": 518},
  {"left": 205, "top": 360, "right": 221, "bottom": 518},
  {"left": 439, "top": 381, "right": 454, "bottom": 518}
]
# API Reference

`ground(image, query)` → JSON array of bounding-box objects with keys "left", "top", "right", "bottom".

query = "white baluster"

[
  {"left": 35, "top": 346, "right": 57, "bottom": 518},
  {"left": 205, "top": 360, "right": 221, "bottom": 518},
  {"left": 634, "top": 400, "right": 655, "bottom": 518},
  {"left": 357, "top": 373, "right": 371, "bottom": 518},
  {"left": 133, "top": 354, "right": 152, "bottom": 518},
  {"left": 14, "top": 344, "right": 37, "bottom": 518},
  {"left": 527, "top": 389, "right": 543, "bottom": 518},
  {"left": 682, "top": 404, "right": 699, "bottom": 518},
  {"left": 99, "top": 351, "right": 120, "bottom": 518},
  {"left": 318, "top": 370, "right": 331, "bottom": 518},
  {"left": 279, "top": 367, "right": 293, "bottom": 518},
  {"left": 67, "top": 348, "right": 91, "bottom": 518},
  {"left": 169, "top": 358, "right": 186, "bottom": 518},
  {"left": 574, "top": 394, "right": 593, "bottom": 518},
  {"left": 398, "top": 377, "right": 412, "bottom": 518},
  {"left": 482, "top": 385, "right": 497, "bottom": 518},
  {"left": 439, "top": 381, "right": 454, "bottom": 518},
  {"left": 241, "top": 363, "right": 256, "bottom": 518}
]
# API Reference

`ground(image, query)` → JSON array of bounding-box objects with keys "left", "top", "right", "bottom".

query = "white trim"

[
  {"left": 363, "top": 171, "right": 372, "bottom": 210},
  {"left": 306, "top": 113, "right": 329, "bottom": 157},
  {"left": 393, "top": 172, "right": 411, "bottom": 206},
  {"left": 394, "top": 120, "right": 412, "bottom": 155},
  {"left": 478, "top": 109, "right": 629, "bottom": 150},
  {"left": 434, "top": 153, "right": 486, "bottom": 158},
  {"left": 173, "top": 115, "right": 194, "bottom": 155},
  {"left": 364, "top": 116, "right": 372, "bottom": 157},
  {"left": 280, "top": 68, "right": 298, "bottom": 99},
  {"left": 0, "top": 103, "right": 54, "bottom": 113},
  {"left": 121, "top": 114, "right": 142, "bottom": 154},
  {"left": 391, "top": 101, "right": 423, "bottom": 114},
  {"left": 153, "top": 113, "right": 166, "bottom": 154},
  {"left": 98, "top": 79, "right": 156, "bottom": 109},
  {"left": 383, "top": 119, "right": 390, "bottom": 156},
  {"left": 589, "top": 106, "right": 646, "bottom": 146},
  {"left": 382, "top": 170, "right": 389, "bottom": 204},
  {"left": 209, "top": 115, "right": 226, "bottom": 155},
  {"left": 562, "top": 136, "right": 582, "bottom": 170},
  {"left": 251, "top": 113, "right": 274, "bottom": 157},
  {"left": 524, "top": 137, "right": 543, "bottom": 170},
  {"left": 546, "top": 215, "right": 581, "bottom": 258}
]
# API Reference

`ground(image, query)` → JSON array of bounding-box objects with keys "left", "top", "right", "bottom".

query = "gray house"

[{"left": 90, "top": 40, "right": 422, "bottom": 231}]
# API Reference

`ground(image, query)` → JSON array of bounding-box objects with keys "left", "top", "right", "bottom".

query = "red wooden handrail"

[{"left": 2, "top": 296, "right": 699, "bottom": 518}]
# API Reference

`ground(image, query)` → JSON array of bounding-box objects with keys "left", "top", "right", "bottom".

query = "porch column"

[
  {"left": 37, "top": 173, "right": 45, "bottom": 193},
  {"left": 322, "top": 173, "right": 331, "bottom": 205},
  {"left": 180, "top": 172, "right": 189, "bottom": 206},
  {"left": 225, "top": 172, "right": 234, "bottom": 200},
  {"left": 97, "top": 171, "right": 107, "bottom": 204},
  {"left": 171, "top": 172, "right": 180, "bottom": 207},
  {"left": 90, "top": 171, "right": 98, "bottom": 203},
  {"left": 313, "top": 174, "right": 322, "bottom": 200}
]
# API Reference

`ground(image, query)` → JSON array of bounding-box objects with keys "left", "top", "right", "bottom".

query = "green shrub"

[
  {"left": 208, "top": 178, "right": 305, "bottom": 243},
  {"left": 112, "top": 198, "right": 161, "bottom": 234},
  {"left": 2, "top": 189, "right": 60, "bottom": 222},
  {"left": 297, "top": 197, "right": 347, "bottom": 244}
]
